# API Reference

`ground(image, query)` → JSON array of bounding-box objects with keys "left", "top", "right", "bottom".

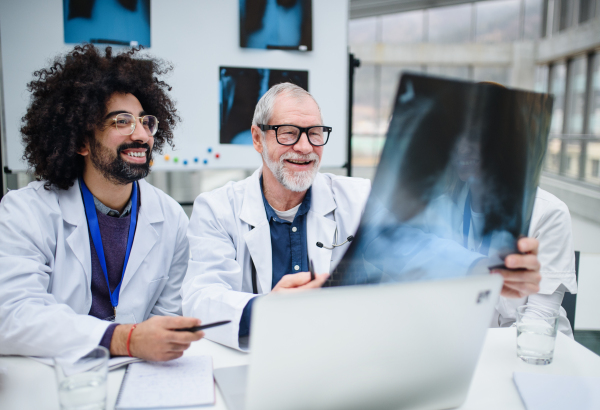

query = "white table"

[{"left": 1, "top": 328, "right": 599, "bottom": 410}]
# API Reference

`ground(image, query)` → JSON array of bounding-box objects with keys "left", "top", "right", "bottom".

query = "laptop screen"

[{"left": 329, "top": 73, "right": 552, "bottom": 287}]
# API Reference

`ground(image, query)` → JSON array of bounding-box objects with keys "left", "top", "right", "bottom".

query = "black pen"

[
  {"left": 174, "top": 320, "right": 231, "bottom": 332},
  {"left": 309, "top": 260, "right": 316, "bottom": 281}
]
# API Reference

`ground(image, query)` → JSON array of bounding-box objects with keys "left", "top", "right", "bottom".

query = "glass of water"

[
  {"left": 516, "top": 305, "right": 559, "bottom": 365},
  {"left": 54, "top": 346, "right": 109, "bottom": 410}
]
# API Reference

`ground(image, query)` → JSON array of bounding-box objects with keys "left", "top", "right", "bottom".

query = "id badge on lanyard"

[{"left": 79, "top": 178, "right": 138, "bottom": 320}]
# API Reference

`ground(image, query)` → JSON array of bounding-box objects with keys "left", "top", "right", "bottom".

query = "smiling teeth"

[
  {"left": 288, "top": 160, "right": 310, "bottom": 164},
  {"left": 127, "top": 152, "right": 145, "bottom": 157}
]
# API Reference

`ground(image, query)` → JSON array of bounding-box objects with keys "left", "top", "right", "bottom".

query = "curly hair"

[{"left": 20, "top": 44, "right": 180, "bottom": 190}]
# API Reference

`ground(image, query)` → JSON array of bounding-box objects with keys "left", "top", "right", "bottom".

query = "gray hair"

[{"left": 252, "top": 83, "right": 322, "bottom": 132}]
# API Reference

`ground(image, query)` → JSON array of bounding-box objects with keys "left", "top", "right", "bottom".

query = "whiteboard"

[{"left": 0, "top": 0, "right": 348, "bottom": 172}]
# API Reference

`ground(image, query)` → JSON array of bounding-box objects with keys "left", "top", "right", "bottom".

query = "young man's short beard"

[{"left": 89, "top": 138, "right": 152, "bottom": 185}]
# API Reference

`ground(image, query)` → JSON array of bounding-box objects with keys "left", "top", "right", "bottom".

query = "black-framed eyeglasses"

[{"left": 259, "top": 124, "right": 331, "bottom": 146}]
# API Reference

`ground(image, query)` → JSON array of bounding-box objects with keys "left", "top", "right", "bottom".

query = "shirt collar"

[
  {"left": 260, "top": 176, "right": 312, "bottom": 222},
  {"left": 93, "top": 195, "right": 132, "bottom": 218}
]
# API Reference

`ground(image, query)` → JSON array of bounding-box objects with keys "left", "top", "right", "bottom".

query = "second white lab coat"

[
  {"left": 419, "top": 187, "right": 578, "bottom": 335},
  {"left": 0, "top": 178, "right": 189, "bottom": 362},
  {"left": 182, "top": 168, "right": 371, "bottom": 350}
]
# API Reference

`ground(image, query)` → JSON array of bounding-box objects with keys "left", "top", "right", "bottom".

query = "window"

[
  {"left": 566, "top": 56, "right": 587, "bottom": 134},
  {"left": 475, "top": 0, "right": 520, "bottom": 43},
  {"left": 353, "top": 64, "right": 378, "bottom": 135},
  {"left": 592, "top": 159, "right": 600, "bottom": 177},
  {"left": 579, "top": 0, "right": 596, "bottom": 23},
  {"left": 473, "top": 66, "right": 512, "bottom": 85},
  {"left": 549, "top": 63, "right": 567, "bottom": 134},
  {"left": 381, "top": 10, "right": 424, "bottom": 44},
  {"left": 349, "top": 17, "right": 378, "bottom": 46},
  {"left": 523, "top": 0, "right": 544, "bottom": 40},
  {"left": 426, "top": 66, "right": 471, "bottom": 80},
  {"left": 534, "top": 65, "right": 549, "bottom": 92},
  {"left": 427, "top": 4, "right": 472, "bottom": 43},
  {"left": 588, "top": 53, "right": 600, "bottom": 135}
]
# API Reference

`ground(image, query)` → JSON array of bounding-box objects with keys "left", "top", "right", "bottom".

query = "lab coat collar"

[
  {"left": 240, "top": 167, "right": 337, "bottom": 223},
  {"left": 307, "top": 173, "right": 338, "bottom": 274},
  {"left": 240, "top": 168, "right": 339, "bottom": 284}
]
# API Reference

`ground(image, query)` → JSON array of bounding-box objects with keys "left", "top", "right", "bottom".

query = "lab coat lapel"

[
  {"left": 307, "top": 173, "right": 337, "bottom": 274},
  {"left": 120, "top": 180, "right": 162, "bottom": 291},
  {"left": 240, "top": 168, "right": 272, "bottom": 293},
  {"left": 61, "top": 180, "right": 92, "bottom": 286}
]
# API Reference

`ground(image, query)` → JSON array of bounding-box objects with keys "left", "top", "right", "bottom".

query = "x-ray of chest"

[{"left": 329, "top": 74, "right": 553, "bottom": 287}]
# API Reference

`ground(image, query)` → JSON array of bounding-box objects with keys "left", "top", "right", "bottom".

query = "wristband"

[{"left": 126, "top": 324, "right": 137, "bottom": 357}]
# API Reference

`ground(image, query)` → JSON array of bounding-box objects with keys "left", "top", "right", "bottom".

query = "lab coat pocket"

[{"left": 143, "top": 276, "right": 168, "bottom": 319}]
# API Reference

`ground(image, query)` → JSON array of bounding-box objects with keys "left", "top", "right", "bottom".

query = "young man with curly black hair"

[{"left": 0, "top": 44, "right": 205, "bottom": 362}]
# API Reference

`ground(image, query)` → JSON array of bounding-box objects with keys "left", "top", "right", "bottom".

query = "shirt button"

[
  {"left": 294, "top": 265, "right": 300, "bottom": 271},
  {"left": 292, "top": 227, "right": 297, "bottom": 232}
]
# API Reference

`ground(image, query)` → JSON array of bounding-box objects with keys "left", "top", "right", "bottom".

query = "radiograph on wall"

[
  {"left": 239, "top": 0, "right": 312, "bottom": 51},
  {"left": 64, "top": 0, "right": 150, "bottom": 47},
  {"left": 220, "top": 67, "right": 309, "bottom": 145}
]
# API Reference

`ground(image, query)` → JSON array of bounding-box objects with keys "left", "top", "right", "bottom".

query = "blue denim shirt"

[{"left": 238, "top": 178, "right": 312, "bottom": 337}]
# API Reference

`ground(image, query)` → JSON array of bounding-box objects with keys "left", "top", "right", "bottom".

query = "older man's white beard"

[{"left": 262, "top": 149, "right": 320, "bottom": 192}]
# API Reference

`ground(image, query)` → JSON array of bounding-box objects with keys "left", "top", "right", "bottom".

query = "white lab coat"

[
  {"left": 0, "top": 178, "right": 189, "bottom": 362},
  {"left": 182, "top": 168, "right": 371, "bottom": 350},
  {"left": 493, "top": 188, "right": 578, "bottom": 336},
  {"left": 419, "top": 187, "right": 578, "bottom": 336}
]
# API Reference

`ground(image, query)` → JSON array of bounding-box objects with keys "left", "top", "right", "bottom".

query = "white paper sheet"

[
  {"left": 116, "top": 355, "right": 214, "bottom": 409},
  {"left": 513, "top": 372, "right": 600, "bottom": 410}
]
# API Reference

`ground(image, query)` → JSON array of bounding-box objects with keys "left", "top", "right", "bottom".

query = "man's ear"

[
  {"left": 77, "top": 141, "right": 90, "bottom": 157},
  {"left": 251, "top": 125, "right": 263, "bottom": 154}
]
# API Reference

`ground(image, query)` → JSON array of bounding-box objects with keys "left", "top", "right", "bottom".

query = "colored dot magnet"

[
  {"left": 203, "top": 159, "right": 208, "bottom": 165},
  {"left": 194, "top": 157, "right": 199, "bottom": 163},
  {"left": 215, "top": 153, "right": 220, "bottom": 159},
  {"left": 207, "top": 147, "right": 213, "bottom": 153},
  {"left": 173, "top": 157, "right": 179, "bottom": 163},
  {"left": 164, "top": 155, "right": 170, "bottom": 161},
  {"left": 183, "top": 160, "right": 188, "bottom": 165}
]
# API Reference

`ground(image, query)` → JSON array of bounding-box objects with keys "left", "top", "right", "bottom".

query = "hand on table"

[
  {"left": 271, "top": 271, "right": 329, "bottom": 294},
  {"left": 111, "top": 316, "right": 205, "bottom": 361},
  {"left": 492, "top": 237, "right": 541, "bottom": 298}
]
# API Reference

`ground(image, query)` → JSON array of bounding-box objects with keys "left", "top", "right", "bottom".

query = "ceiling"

[{"left": 349, "top": 0, "right": 490, "bottom": 19}]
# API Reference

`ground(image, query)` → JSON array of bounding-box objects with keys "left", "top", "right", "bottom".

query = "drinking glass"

[
  {"left": 516, "top": 305, "right": 559, "bottom": 365},
  {"left": 54, "top": 346, "right": 109, "bottom": 410}
]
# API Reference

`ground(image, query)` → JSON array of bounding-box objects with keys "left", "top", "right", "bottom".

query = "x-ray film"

[
  {"left": 330, "top": 74, "right": 553, "bottom": 287},
  {"left": 239, "top": 0, "right": 312, "bottom": 51}
]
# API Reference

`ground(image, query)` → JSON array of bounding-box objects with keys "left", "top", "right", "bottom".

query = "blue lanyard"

[
  {"left": 79, "top": 178, "right": 138, "bottom": 314},
  {"left": 463, "top": 191, "right": 491, "bottom": 256}
]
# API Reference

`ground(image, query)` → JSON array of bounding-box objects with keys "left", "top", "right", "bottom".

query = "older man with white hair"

[{"left": 182, "top": 83, "right": 543, "bottom": 350}]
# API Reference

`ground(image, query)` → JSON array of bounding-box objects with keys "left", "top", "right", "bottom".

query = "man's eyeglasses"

[
  {"left": 112, "top": 113, "right": 159, "bottom": 137},
  {"left": 259, "top": 124, "right": 331, "bottom": 146}
]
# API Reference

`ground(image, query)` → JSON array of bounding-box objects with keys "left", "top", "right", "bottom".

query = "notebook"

[
  {"left": 116, "top": 355, "right": 215, "bottom": 409},
  {"left": 513, "top": 372, "right": 600, "bottom": 410}
]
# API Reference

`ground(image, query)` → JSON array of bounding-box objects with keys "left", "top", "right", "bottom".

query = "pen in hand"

[{"left": 174, "top": 320, "right": 231, "bottom": 332}]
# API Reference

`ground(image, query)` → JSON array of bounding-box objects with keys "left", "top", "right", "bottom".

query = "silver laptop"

[{"left": 214, "top": 274, "right": 502, "bottom": 410}]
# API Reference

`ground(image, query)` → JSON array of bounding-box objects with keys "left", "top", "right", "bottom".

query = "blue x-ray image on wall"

[
  {"left": 327, "top": 74, "right": 553, "bottom": 288},
  {"left": 220, "top": 67, "right": 309, "bottom": 145},
  {"left": 63, "top": 0, "right": 150, "bottom": 47},
  {"left": 239, "top": 0, "right": 312, "bottom": 51}
]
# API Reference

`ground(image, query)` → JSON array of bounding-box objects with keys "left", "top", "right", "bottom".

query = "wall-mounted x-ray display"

[
  {"left": 328, "top": 73, "right": 552, "bottom": 288},
  {"left": 239, "top": 0, "right": 312, "bottom": 51},
  {"left": 63, "top": 0, "right": 150, "bottom": 47},
  {"left": 220, "top": 67, "right": 309, "bottom": 145}
]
